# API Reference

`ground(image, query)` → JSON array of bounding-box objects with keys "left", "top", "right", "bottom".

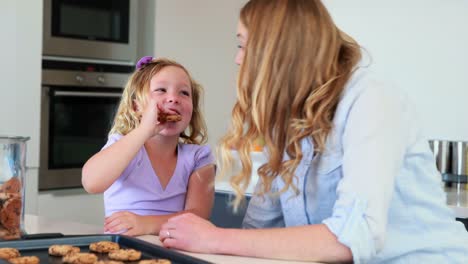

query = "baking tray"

[{"left": 0, "top": 234, "right": 212, "bottom": 264}]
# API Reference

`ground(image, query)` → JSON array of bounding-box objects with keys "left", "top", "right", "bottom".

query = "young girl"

[
  {"left": 158, "top": 0, "right": 468, "bottom": 263},
  {"left": 82, "top": 57, "right": 216, "bottom": 236}
]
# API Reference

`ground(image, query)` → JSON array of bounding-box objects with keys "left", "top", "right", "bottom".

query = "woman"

[{"left": 159, "top": 0, "right": 468, "bottom": 263}]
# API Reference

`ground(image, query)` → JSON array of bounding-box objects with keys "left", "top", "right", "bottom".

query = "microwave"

[{"left": 43, "top": 0, "right": 138, "bottom": 63}]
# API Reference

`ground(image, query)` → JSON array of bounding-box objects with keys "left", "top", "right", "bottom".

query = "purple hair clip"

[{"left": 136, "top": 56, "right": 154, "bottom": 70}]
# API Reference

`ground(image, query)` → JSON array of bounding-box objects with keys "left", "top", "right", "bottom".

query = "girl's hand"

[
  {"left": 104, "top": 211, "right": 152, "bottom": 236},
  {"left": 138, "top": 97, "right": 164, "bottom": 138},
  {"left": 159, "top": 213, "right": 221, "bottom": 254}
]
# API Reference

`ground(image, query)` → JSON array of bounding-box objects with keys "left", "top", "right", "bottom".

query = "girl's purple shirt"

[{"left": 103, "top": 134, "right": 215, "bottom": 216}]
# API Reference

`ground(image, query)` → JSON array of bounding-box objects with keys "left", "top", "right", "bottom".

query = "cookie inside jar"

[{"left": 0, "top": 177, "right": 23, "bottom": 240}]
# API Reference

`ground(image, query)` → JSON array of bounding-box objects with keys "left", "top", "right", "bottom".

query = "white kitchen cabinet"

[{"left": 37, "top": 189, "right": 104, "bottom": 226}]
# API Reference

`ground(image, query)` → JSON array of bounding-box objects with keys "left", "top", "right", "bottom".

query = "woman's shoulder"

[
  {"left": 342, "top": 68, "right": 385, "bottom": 98},
  {"left": 337, "top": 67, "right": 409, "bottom": 116},
  {"left": 330, "top": 67, "right": 418, "bottom": 145}
]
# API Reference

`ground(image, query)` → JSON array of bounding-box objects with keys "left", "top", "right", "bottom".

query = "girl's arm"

[
  {"left": 82, "top": 96, "right": 160, "bottom": 194},
  {"left": 183, "top": 164, "right": 216, "bottom": 218},
  {"left": 81, "top": 126, "right": 150, "bottom": 193},
  {"left": 105, "top": 211, "right": 177, "bottom": 236},
  {"left": 160, "top": 213, "right": 352, "bottom": 262},
  {"left": 105, "top": 165, "right": 215, "bottom": 236}
]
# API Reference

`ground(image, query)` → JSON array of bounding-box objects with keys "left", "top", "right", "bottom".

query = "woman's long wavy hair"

[
  {"left": 219, "top": 0, "right": 362, "bottom": 208},
  {"left": 109, "top": 58, "right": 208, "bottom": 145}
]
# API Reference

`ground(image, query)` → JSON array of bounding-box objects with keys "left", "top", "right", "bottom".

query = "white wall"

[
  {"left": 0, "top": 0, "right": 42, "bottom": 215},
  {"left": 154, "top": 0, "right": 247, "bottom": 149},
  {"left": 137, "top": 0, "right": 157, "bottom": 58},
  {"left": 324, "top": 0, "right": 468, "bottom": 141},
  {"left": 0, "top": 1, "right": 42, "bottom": 168}
]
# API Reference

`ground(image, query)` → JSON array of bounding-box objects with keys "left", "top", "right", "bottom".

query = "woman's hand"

[
  {"left": 159, "top": 212, "right": 221, "bottom": 254},
  {"left": 104, "top": 211, "right": 153, "bottom": 236}
]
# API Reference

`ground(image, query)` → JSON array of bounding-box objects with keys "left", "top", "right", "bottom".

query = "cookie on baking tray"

[
  {"left": 95, "top": 261, "right": 124, "bottom": 264},
  {"left": 139, "top": 259, "right": 171, "bottom": 264},
  {"left": 89, "top": 241, "right": 120, "bottom": 253},
  {"left": 108, "top": 249, "right": 142, "bottom": 261},
  {"left": 0, "top": 248, "right": 20, "bottom": 259},
  {"left": 62, "top": 252, "right": 98, "bottom": 264},
  {"left": 8, "top": 256, "right": 40, "bottom": 264},
  {"left": 48, "top": 244, "right": 80, "bottom": 256}
]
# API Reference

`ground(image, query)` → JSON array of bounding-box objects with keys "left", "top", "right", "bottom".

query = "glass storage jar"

[{"left": 0, "top": 136, "right": 29, "bottom": 240}]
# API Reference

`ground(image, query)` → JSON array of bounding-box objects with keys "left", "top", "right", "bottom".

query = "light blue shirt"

[{"left": 243, "top": 68, "right": 468, "bottom": 263}]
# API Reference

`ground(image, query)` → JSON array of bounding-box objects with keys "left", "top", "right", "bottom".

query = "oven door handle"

[{"left": 53, "top": 91, "right": 121, "bottom": 98}]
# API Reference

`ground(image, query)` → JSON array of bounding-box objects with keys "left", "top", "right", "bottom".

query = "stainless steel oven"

[
  {"left": 39, "top": 59, "right": 132, "bottom": 190},
  {"left": 43, "top": 0, "right": 138, "bottom": 63}
]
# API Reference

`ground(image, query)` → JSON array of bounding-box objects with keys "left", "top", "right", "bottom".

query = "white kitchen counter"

[{"left": 24, "top": 214, "right": 316, "bottom": 264}]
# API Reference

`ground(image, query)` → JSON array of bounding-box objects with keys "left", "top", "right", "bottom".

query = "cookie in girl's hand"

[{"left": 157, "top": 112, "right": 182, "bottom": 122}]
